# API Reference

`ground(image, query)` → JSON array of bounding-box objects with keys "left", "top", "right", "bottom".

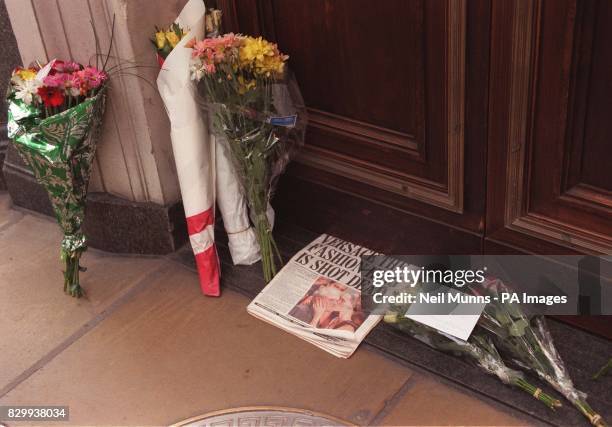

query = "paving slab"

[
  {"left": 0, "top": 192, "right": 22, "bottom": 229},
  {"left": 377, "top": 374, "right": 529, "bottom": 426},
  {"left": 0, "top": 208, "right": 165, "bottom": 392},
  {"left": 0, "top": 263, "right": 413, "bottom": 426}
]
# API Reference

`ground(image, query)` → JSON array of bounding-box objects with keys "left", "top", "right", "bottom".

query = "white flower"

[
  {"left": 15, "top": 78, "right": 42, "bottom": 105},
  {"left": 189, "top": 58, "right": 205, "bottom": 81}
]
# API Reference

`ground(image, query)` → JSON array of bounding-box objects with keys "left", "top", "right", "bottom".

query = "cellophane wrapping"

[
  {"left": 386, "top": 278, "right": 606, "bottom": 426},
  {"left": 157, "top": 0, "right": 264, "bottom": 284},
  {"left": 197, "top": 70, "right": 307, "bottom": 282},
  {"left": 385, "top": 313, "right": 562, "bottom": 410},
  {"left": 477, "top": 280, "right": 605, "bottom": 426},
  {"left": 6, "top": 87, "right": 107, "bottom": 297}
]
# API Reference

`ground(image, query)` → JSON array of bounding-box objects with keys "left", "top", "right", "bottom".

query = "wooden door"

[
  {"left": 219, "top": 0, "right": 611, "bottom": 337},
  {"left": 219, "top": 0, "right": 611, "bottom": 311},
  {"left": 219, "top": 0, "right": 491, "bottom": 254}
]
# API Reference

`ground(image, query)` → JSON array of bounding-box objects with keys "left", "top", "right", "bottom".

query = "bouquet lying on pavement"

[
  {"left": 6, "top": 59, "right": 108, "bottom": 297},
  {"left": 385, "top": 278, "right": 606, "bottom": 427},
  {"left": 385, "top": 311, "right": 562, "bottom": 410},
  {"left": 189, "top": 33, "right": 307, "bottom": 283}
]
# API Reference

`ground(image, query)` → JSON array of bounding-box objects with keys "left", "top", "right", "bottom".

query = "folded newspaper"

[{"left": 247, "top": 234, "right": 381, "bottom": 358}]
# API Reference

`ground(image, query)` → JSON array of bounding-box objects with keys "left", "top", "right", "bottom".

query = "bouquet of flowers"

[
  {"left": 385, "top": 278, "right": 606, "bottom": 426},
  {"left": 151, "top": 23, "right": 188, "bottom": 66},
  {"left": 478, "top": 280, "right": 606, "bottom": 426},
  {"left": 155, "top": 1, "right": 268, "bottom": 296},
  {"left": 189, "top": 33, "right": 307, "bottom": 282},
  {"left": 6, "top": 60, "right": 108, "bottom": 297},
  {"left": 384, "top": 312, "right": 562, "bottom": 410}
]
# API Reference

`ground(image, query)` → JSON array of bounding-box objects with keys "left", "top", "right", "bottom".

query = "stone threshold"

[{"left": 170, "top": 219, "right": 612, "bottom": 427}]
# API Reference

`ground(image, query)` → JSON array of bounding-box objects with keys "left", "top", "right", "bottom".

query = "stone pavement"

[{"left": 0, "top": 192, "right": 528, "bottom": 426}]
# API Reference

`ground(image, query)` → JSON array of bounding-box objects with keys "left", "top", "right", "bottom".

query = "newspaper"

[{"left": 247, "top": 234, "right": 381, "bottom": 358}]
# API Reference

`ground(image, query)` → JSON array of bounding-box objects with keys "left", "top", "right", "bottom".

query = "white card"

[
  {"left": 404, "top": 285, "right": 486, "bottom": 341},
  {"left": 405, "top": 313, "right": 483, "bottom": 341}
]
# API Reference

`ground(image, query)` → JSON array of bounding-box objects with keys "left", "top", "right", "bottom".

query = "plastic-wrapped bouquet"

[
  {"left": 478, "top": 280, "right": 606, "bottom": 426},
  {"left": 384, "top": 312, "right": 562, "bottom": 410},
  {"left": 189, "top": 33, "right": 307, "bottom": 282},
  {"left": 6, "top": 60, "right": 108, "bottom": 297},
  {"left": 385, "top": 278, "right": 607, "bottom": 426}
]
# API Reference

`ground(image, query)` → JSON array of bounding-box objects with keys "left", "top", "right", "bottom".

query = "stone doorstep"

[
  {"left": 0, "top": 203, "right": 171, "bottom": 394},
  {"left": 170, "top": 219, "right": 612, "bottom": 427},
  {"left": 1, "top": 160, "right": 609, "bottom": 425}
]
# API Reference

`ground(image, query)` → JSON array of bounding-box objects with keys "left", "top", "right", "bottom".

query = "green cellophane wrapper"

[{"left": 6, "top": 89, "right": 107, "bottom": 297}]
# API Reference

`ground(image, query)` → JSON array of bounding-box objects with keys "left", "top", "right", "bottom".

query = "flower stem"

[
  {"left": 62, "top": 249, "right": 84, "bottom": 298},
  {"left": 254, "top": 213, "right": 281, "bottom": 283},
  {"left": 574, "top": 399, "right": 607, "bottom": 427},
  {"left": 513, "top": 377, "right": 561, "bottom": 410}
]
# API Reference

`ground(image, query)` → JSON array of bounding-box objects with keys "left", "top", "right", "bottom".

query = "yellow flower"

[
  {"left": 165, "top": 31, "right": 180, "bottom": 48},
  {"left": 17, "top": 68, "right": 37, "bottom": 81},
  {"left": 238, "top": 36, "right": 288, "bottom": 77},
  {"left": 155, "top": 31, "right": 166, "bottom": 49},
  {"left": 240, "top": 37, "right": 273, "bottom": 63},
  {"left": 237, "top": 75, "right": 256, "bottom": 94}
]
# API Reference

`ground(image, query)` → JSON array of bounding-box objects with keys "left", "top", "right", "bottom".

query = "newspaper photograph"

[{"left": 247, "top": 234, "right": 381, "bottom": 358}]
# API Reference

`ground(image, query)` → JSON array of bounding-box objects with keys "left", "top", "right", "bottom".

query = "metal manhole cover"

[{"left": 173, "top": 406, "right": 352, "bottom": 427}]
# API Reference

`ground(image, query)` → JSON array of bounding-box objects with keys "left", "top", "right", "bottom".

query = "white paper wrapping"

[
  {"left": 159, "top": 0, "right": 263, "bottom": 275},
  {"left": 157, "top": 0, "right": 220, "bottom": 295},
  {"left": 214, "top": 133, "right": 262, "bottom": 265}
]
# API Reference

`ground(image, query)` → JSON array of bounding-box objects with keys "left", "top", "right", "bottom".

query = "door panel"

[
  {"left": 487, "top": 0, "right": 612, "bottom": 255},
  {"left": 270, "top": 0, "right": 437, "bottom": 185},
  {"left": 221, "top": 0, "right": 475, "bottom": 218},
  {"left": 270, "top": 0, "right": 423, "bottom": 136}
]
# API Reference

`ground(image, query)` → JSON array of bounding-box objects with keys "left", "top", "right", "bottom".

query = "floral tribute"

[
  {"left": 385, "top": 278, "right": 607, "bottom": 427},
  {"left": 189, "top": 33, "right": 307, "bottom": 283},
  {"left": 11, "top": 61, "right": 107, "bottom": 116},
  {"left": 6, "top": 59, "right": 109, "bottom": 297},
  {"left": 151, "top": 23, "right": 188, "bottom": 66}
]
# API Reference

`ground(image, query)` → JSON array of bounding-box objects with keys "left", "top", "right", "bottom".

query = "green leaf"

[{"left": 508, "top": 318, "right": 529, "bottom": 337}]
